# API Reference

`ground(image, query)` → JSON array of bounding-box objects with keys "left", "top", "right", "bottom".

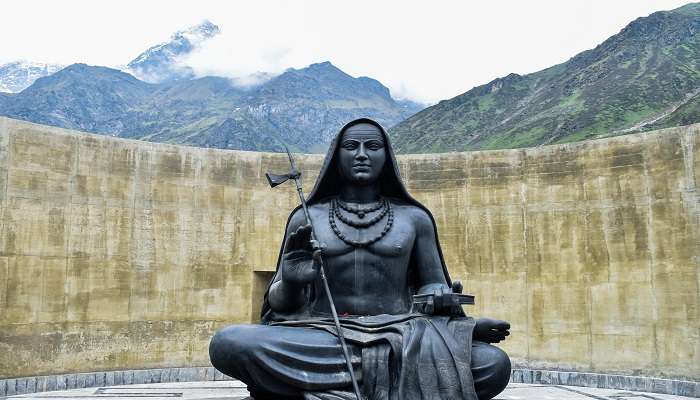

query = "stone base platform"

[
  {"left": 1, "top": 381, "right": 697, "bottom": 400},
  {"left": 3, "top": 368, "right": 699, "bottom": 398}
]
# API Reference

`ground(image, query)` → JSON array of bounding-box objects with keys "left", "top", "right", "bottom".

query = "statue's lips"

[{"left": 352, "top": 165, "right": 371, "bottom": 171}]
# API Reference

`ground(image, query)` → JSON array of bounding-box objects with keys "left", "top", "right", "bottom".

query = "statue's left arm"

[
  {"left": 412, "top": 209, "right": 511, "bottom": 342},
  {"left": 411, "top": 209, "right": 452, "bottom": 297}
]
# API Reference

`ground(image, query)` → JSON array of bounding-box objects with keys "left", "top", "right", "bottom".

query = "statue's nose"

[{"left": 356, "top": 149, "right": 368, "bottom": 161}]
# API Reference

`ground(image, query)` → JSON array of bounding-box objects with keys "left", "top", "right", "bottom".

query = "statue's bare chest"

[
  {"left": 307, "top": 201, "right": 419, "bottom": 314},
  {"left": 308, "top": 202, "right": 417, "bottom": 260}
]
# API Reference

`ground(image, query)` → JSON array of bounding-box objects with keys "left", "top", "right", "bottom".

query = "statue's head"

[
  {"left": 304, "top": 118, "right": 408, "bottom": 203},
  {"left": 337, "top": 121, "right": 387, "bottom": 186}
]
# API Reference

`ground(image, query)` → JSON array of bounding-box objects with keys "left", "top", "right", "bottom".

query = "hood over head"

[{"left": 305, "top": 118, "right": 413, "bottom": 204}]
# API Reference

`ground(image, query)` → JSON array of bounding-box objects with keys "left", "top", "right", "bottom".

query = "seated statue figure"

[{"left": 209, "top": 118, "right": 512, "bottom": 400}]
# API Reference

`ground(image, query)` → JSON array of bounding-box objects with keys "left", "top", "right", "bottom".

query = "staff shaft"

[{"left": 291, "top": 176, "right": 363, "bottom": 400}]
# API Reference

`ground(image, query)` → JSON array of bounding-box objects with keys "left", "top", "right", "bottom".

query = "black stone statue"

[{"left": 210, "top": 119, "right": 511, "bottom": 400}]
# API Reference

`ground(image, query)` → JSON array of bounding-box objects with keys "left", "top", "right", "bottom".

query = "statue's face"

[{"left": 337, "top": 123, "right": 386, "bottom": 185}]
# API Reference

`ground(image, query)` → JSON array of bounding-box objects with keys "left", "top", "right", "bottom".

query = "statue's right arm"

[{"left": 268, "top": 209, "right": 311, "bottom": 312}]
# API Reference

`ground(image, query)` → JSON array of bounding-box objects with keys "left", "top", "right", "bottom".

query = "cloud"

[
  {"left": 182, "top": 33, "right": 293, "bottom": 81},
  {"left": 2, "top": 0, "right": 687, "bottom": 103}
]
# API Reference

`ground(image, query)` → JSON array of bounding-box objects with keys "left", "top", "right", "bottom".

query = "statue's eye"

[
  {"left": 342, "top": 142, "right": 358, "bottom": 150},
  {"left": 367, "top": 141, "right": 384, "bottom": 150}
]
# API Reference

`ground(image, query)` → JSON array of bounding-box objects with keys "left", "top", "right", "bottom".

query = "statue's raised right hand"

[{"left": 282, "top": 224, "right": 321, "bottom": 285}]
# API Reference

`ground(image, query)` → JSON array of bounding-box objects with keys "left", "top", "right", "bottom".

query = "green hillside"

[{"left": 390, "top": 3, "right": 700, "bottom": 153}]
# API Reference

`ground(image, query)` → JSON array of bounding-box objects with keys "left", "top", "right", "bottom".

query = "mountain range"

[
  {"left": 1, "top": 4, "right": 699, "bottom": 154},
  {"left": 0, "top": 61, "right": 421, "bottom": 152},
  {"left": 389, "top": 3, "right": 700, "bottom": 153},
  {"left": 0, "top": 21, "right": 221, "bottom": 93},
  {"left": 0, "top": 20, "right": 422, "bottom": 152}
]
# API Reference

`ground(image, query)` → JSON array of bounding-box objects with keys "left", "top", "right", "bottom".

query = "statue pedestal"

[{"left": 4, "top": 380, "right": 696, "bottom": 400}]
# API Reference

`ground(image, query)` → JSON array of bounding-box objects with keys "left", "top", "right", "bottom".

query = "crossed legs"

[{"left": 210, "top": 324, "right": 510, "bottom": 400}]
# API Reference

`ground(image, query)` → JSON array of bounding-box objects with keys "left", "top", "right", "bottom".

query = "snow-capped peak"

[
  {"left": 125, "top": 20, "right": 220, "bottom": 84},
  {"left": 0, "top": 60, "right": 64, "bottom": 93},
  {"left": 180, "top": 20, "right": 219, "bottom": 44}
]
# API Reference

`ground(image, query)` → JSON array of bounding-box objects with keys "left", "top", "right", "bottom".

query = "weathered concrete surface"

[{"left": 0, "top": 117, "right": 698, "bottom": 381}]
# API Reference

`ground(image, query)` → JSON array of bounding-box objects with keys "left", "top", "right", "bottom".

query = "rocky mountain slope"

[
  {"left": 0, "top": 61, "right": 422, "bottom": 152},
  {"left": 389, "top": 3, "right": 700, "bottom": 153},
  {"left": 0, "top": 61, "right": 64, "bottom": 93}
]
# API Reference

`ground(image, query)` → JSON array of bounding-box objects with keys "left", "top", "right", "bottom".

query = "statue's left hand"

[
  {"left": 473, "top": 318, "right": 510, "bottom": 343},
  {"left": 417, "top": 285, "right": 463, "bottom": 316}
]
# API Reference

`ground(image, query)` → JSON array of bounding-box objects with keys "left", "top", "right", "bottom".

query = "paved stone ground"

[{"left": 1, "top": 381, "right": 697, "bottom": 400}]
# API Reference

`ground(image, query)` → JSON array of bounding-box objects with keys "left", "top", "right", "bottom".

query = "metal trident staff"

[{"left": 266, "top": 147, "right": 363, "bottom": 400}]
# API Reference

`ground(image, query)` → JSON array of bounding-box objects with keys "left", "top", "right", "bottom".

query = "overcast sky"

[{"left": 0, "top": 0, "right": 691, "bottom": 103}]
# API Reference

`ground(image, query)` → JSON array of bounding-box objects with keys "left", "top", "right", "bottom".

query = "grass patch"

[{"left": 477, "top": 93, "right": 496, "bottom": 111}]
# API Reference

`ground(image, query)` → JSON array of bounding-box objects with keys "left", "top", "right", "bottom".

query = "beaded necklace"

[
  {"left": 329, "top": 198, "right": 394, "bottom": 247},
  {"left": 336, "top": 198, "right": 384, "bottom": 218},
  {"left": 334, "top": 199, "right": 388, "bottom": 228}
]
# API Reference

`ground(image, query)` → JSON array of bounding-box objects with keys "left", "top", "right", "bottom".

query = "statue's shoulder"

[
  {"left": 285, "top": 207, "right": 306, "bottom": 231},
  {"left": 387, "top": 198, "right": 434, "bottom": 227},
  {"left": 308, "top": 198, "right": 332, "bottom": 212},
  {"left": 286, "top": 199, "right": 331, "bottom": 228}
]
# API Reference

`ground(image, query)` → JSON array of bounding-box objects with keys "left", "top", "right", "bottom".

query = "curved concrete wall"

[{"left": 0, "top": 117, "right": 698, "bottom": 381}]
